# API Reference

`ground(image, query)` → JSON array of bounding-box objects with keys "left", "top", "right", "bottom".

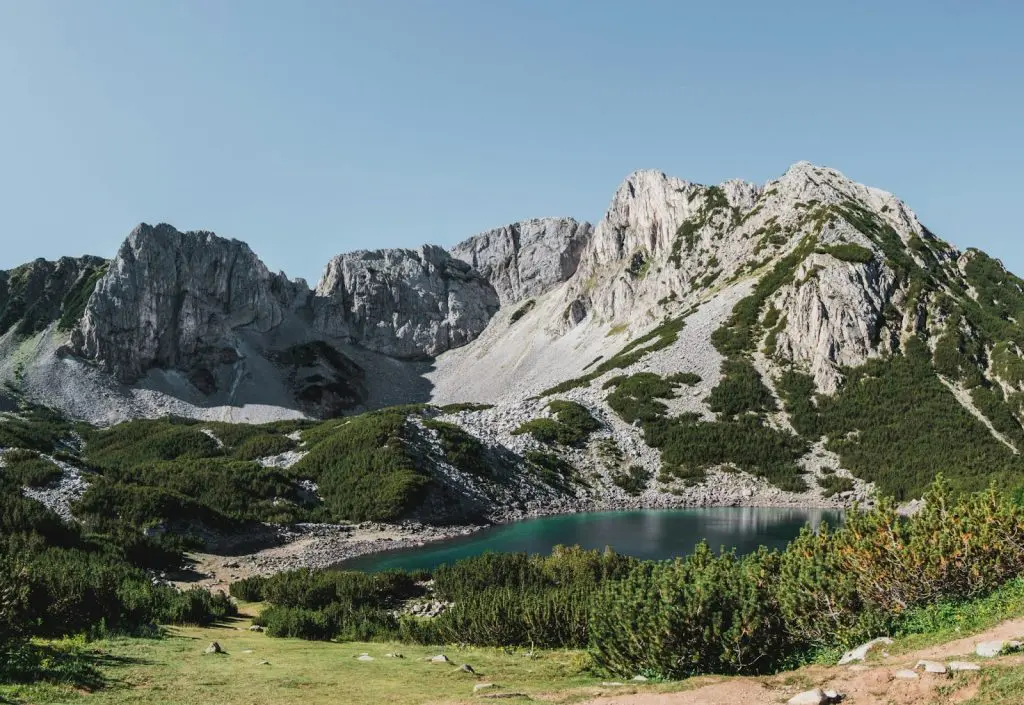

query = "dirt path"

[{"left": 580, "top": 618, "right": 1024, "bottom": 705}]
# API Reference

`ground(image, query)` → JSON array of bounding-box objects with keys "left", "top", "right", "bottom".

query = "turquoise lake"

[{"left": 340, "top": 507, "right": 843, "bottom": 572}]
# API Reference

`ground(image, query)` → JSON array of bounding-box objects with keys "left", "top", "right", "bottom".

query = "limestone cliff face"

[
  {"left": 772, "top": 253, "right": 900, "bottom": 392},
  {"left": 71, "top": 223, "right": 308, "bottom": 385},
  {"left": 450, "top": 218, "right": 592, "bottom": 305},
  {"left": 313, "top": 245, "right": 499, "bottom": 359}
]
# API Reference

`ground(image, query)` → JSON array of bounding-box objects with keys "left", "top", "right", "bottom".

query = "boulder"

[
  {"left": 204, "top": 641, "right": 223, "bottom": 654},
  {"left": 786, "top": 689, "right": 844, "bottom": 705},
  {"left": 429, "top": 654, "right": 450, "bottom": 663},
  {"left": 459, "top": 663, "right": 475, "bottom": 673}
]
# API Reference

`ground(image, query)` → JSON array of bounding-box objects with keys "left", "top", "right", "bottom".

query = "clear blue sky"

[{"left": 1, "top": 0, "right": 1021, "bottom": 282}]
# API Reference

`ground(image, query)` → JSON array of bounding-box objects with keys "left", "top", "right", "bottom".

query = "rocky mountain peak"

[
  {"left": 450, "top": 217, "right": 592, "bottom": 305},
  {"left": 70, "top": 223, "right": 306, "bottom": 385},
  {"left": 313, "top": 244, "right": 499, "bottom": 359}
]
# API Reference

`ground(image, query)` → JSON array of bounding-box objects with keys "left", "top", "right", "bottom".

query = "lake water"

[{"left": 340, "top": 507, "right": 843, "bottom": 572}]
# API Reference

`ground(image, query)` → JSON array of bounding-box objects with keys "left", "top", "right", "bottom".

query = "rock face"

[
  {"left": 450, "top": 218, "right": 592, "bottom": 305},
  {"left": 0, "top": 255, "right": 108, "bottom": 337},
  {"left": 314, "top": 245, "right": 499, "bottom": 359},
  {"left": 71, "top": 223, "right": 308, "bottom": 387},
  {"left": 773, "top": 251, "right": 899, "bottom": 392}
]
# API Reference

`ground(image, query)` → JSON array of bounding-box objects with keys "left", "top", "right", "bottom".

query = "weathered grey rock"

[
  {"left": 947, "top": 661, "right": 981, "bottom": 672},
  {"left": 428, "top": 654, "right": 450, "bottom": 663},
  {"left": 459, "top": 663, "right": 475, "bottom": 673},
  {"left": 248, "top": 625, "right": 264, "bottom": 632},
  {"left": 976, "top": 639, "right": 1022, "bottom": 657},
  {"left": 787, "top": 689, "right": 831, "bottom": 705},
  {"left": 451, "top": 218, "right": 592, "bottom": 305},
  {"left": 314, "top": 245, "right": 499, "bottom": 359},
  {"left": 838, "top": 637, "right": 893, "bottom": 665},
  {"left": 774, "top": 248, "right": 898, "bottom": 393},
  {"left": 204, "top": 641, "right": 222, "bottom": 654},
  {"left": 473, "top": 683, "right": 497, "bottom": 693},
  {"left": 72, "top": 223, "right": 307, "bottom": 385},
  {"left": 356, "top": 653, "right": 374, "bottom": 661},
  {"left": 915, "top": 659, "right": 947, "bottom": 674}
]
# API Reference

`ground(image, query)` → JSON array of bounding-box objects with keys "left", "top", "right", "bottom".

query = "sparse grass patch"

[{"left": 540, "top": 314, "right": 689, "bottom": 396}]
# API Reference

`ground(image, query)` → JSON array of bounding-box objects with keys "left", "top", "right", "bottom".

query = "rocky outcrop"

[
  {"left": 314, "top": 245, "right": 499, "bottom": 359},
  {"left": 0, "top": 255, "right": 108, "bottom": 337},
  {"left": 773, "top": 252, "right": 899, "bottom": 393},
  {"left": 71, "top": 223, "right": 309, "bottom": 386},
  {"left": 450, "top": 218, "right": 592, "bottom": 305}
]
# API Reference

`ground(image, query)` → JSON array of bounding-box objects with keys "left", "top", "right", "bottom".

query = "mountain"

[{"left": 3, "top": 161, "right": 1024, "bottom": 517}]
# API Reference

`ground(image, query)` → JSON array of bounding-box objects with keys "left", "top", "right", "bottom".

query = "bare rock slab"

[
  {"left": 947, "top": 661, "right": 982, "bottom": 672},
  {"left": 915, "top": 659, "right": 947, "bottom": 674}
]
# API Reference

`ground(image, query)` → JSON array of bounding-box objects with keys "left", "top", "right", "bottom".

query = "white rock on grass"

[
  {"left": 838, "top": 637, "right": 893, "bottom": 665},
  {"left": 976, "top": 640, "right": 1023, "bottom": 658}
]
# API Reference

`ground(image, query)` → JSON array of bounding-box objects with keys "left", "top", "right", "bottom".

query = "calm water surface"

[{"left": 341, "top": 507, "right": 843, "bottom": 572}]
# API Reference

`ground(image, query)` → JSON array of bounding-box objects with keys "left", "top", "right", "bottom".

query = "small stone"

[
  {"left": 976, "top": 640, "right": 1023, "bottom": 658},
  {"left": 915, "top": 659, "right": 947, "bottom": 674},
  {"left": 257, "top": 660, "right": 270, "bottom": 666},
  {"left": 248, "top": 625, "right": 264, "bottom": 632},
  {"left": 429, "top": 654, "right": 450, "bottom": 663},
  {"left": 838, "top": 637, "right": 893, "bottom": 665},
  {"left": 894, "top": 669, "right": 919, "bottom": 680},
  {"left": 204, "top": 641, "right": 223, "bottom": 655},
  {"left": 947, "top": 661, "right": 981, "bottom": 672},
  {"left": 385, "top": 652, "right": 404, "bottom": 658},
  {"left": 787, "top": 689, "right": 829, "bottom": 705},
  {"left": 823, "top": 691, "right": 840, "bottom": 702},
  {"left": 241, "top": 649, "right": 254, "bottom": 654},
  {"left": 459, "top": 663, "right": 475, "bottom": 673},
  {"left": 632, "top": 675, "right": 648, "bottom": 681},
  {"left": 356, "top": 653, "right": 375, "bottom": 661},
  {"left": 473, "top": 683, "right": 497, "bottom": 693}
]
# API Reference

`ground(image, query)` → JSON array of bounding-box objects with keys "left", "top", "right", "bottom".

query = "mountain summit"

[{"left": 2, "top": 162, "right": 1023, "bottom": 505}]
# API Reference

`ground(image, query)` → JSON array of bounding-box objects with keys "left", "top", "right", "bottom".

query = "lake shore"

[{"left": 175, "top": 486, "right": 857, "bottom": 591}]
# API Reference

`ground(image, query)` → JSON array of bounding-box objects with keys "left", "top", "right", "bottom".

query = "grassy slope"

[
  {"left": 8, "top": 595, "right": 1024, "bottom": 705},
  {"left": 5, "top": 615, "right": 607, "bottom": 705}
]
